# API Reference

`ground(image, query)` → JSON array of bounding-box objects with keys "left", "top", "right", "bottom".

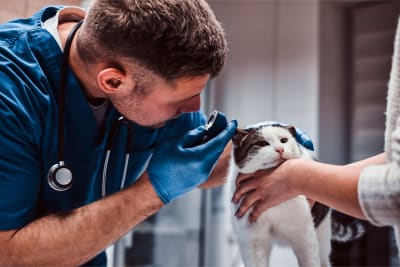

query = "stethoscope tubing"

[
  {"left": 49, "top": 20, "right": 130, "bottom": 196},
  {"left": 101, "top": 116, "right": 131, "bottom": 197},
  {"left": 47, "top": 20, "right": 83, "bottom": 192},
  {"left": 102, "top": 152, "right": 129, "bottom": 197},
  {"left": 58, "top": 20, "right": 83, "bottom": 163}
]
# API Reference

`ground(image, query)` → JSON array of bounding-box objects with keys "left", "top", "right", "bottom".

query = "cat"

[{"left": 227, "top": 123, "right": 366, "bottom": 267}]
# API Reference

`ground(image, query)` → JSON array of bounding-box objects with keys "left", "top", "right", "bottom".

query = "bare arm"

[
  {"left": 293, "top": 153, "right": 385, "bottom": 218},
  {"left": 0, "top": 173, "right": 163, "bottom": 266},
  {"left": 232, "top": 153, "right": 385, "bottom": 221}
]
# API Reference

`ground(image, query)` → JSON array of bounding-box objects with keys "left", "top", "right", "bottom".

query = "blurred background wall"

[
  {"left": 1, "top": 0, "right": 399, "bottom": 266},
  {"left": 0, "top": 0, "right": 80, "bottom": 20}
]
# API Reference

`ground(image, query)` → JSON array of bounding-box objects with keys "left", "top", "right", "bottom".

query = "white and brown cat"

[{"left": 228, "top": 123, "right": 366, "bottom": 267}]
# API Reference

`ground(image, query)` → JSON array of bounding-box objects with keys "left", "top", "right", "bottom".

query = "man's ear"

[{"left": 97, "top": 68, "right": 129, "bottom": 94}]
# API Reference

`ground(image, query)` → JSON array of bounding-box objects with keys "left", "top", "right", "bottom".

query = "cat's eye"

[
  {"left": 254, "top": 141, "right": 269, "bottom": 147},
  {"left": 281, "top": 138, "right": 288, "bottom": 143}
]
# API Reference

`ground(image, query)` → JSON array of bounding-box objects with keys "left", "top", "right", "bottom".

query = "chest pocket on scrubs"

[
  {"left": 124, "top": 126, "right": 157, "bottom": 186},
  {"left": 104, "top": 122, "right": 157, "bottom": 195}
]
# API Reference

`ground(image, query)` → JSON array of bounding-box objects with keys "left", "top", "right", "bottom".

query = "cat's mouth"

[{"left": 263, "top": 158, "right": 284, "bottom": 168}]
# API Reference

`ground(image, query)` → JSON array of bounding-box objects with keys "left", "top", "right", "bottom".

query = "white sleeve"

[{"left": 358, "top": 163, "right": 400, "bottom": 226}]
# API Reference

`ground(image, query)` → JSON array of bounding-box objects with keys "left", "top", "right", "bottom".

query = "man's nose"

[{"left": 179, "top": 95, "right": 201, "bottom": 113}]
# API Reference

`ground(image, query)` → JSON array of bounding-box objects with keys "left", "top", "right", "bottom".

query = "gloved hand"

[
  {"left": 247, "top": 121, "right": 314, "bottom": 151},
  {"left": 293, "top": 125, "right": 314, "bottom": 151},
  {"left": 148, "top": 114, "right": 237, "bottom": 204}
]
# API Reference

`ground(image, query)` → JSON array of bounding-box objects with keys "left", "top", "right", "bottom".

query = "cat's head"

[{"left": 231, "top": 124, "right": 301, "bottom": 173}]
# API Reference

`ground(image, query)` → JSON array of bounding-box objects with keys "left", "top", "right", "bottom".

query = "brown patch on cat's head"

[
  {"left": 232, "top": 127, "right": 261, "bottom": 167},
  {"left": 232, "top": 128, "right": 256, "bottom": 148}
]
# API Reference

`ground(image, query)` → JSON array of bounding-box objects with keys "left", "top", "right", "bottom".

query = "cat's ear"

[
  {"left": 232, "top": 128, "right": 251, "bottom": 147},
  {"left": 232, "top": 128, "right": 255, "bottom": 147},
  {"left": 286, "top": 126, "right": 297, "bottom": 138}
]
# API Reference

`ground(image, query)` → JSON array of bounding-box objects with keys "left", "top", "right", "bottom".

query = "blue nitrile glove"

[
  {"left": 294, "top": 126, "right": 314, "bottom": 151},
  {"left": 247, "top": 121, "right": 314, "bottom": 151},
  {"left": 148, "top": 116, "right": 238, "bottom": 204}
]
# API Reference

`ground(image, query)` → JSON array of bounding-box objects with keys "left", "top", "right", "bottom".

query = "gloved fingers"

[
  {"left": 181, "top": 112, "right": 230, "bottom": 148},
  {"left": 180, "top": 125, "right": 207, "bottom": 147},
  {"left": 181, "top": 119, "right": 237, "bottom": 149},
  {"left": 199, "top": 119, "right": 238, "bottom": 150},
  {"left": 294, "top": 128, "right": 314, "bottom": 151},
  {"left": 203, "top": 111, "right": 228, "bottom": 140}
]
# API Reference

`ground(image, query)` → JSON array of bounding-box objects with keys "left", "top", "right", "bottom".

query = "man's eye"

[{"left": 281, "top": 138, "right": 288, "bottom": 143}]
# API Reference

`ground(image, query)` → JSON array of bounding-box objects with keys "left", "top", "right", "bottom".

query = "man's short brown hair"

[{"left": 77, "top": 0, "right": 227, "bottom": 80}]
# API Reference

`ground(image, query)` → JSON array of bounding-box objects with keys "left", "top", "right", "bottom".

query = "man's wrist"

[{"left": 132, "top": 172, "right": 165, "bottom": 208}]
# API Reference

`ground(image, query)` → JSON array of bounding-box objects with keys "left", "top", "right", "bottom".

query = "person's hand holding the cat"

[{"left": 232, "top": 159, "right": 302, "bottom": 222}]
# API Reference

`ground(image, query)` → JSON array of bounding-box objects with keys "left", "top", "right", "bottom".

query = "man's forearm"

[{"left": 0, "top": 174, "right": 163, "bottom": 266}]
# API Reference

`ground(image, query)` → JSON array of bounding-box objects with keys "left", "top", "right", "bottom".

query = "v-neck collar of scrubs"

[
  {"left": 43, "top": 6, "right": 86, "bottom": 50},
  {"left": 32, "top": 7, "right": 110, "bottom": 145}
]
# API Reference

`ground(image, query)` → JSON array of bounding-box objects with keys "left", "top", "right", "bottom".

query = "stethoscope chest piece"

[
  {"left": 48, "top": 161, "right": 73, "bottom": 191},
  {"left": 47, "top": 20, "right": 82, "bottom": 192}
]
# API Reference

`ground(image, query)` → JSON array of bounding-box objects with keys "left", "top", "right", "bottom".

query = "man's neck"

[{"left": 58, "top": 22, "right": 106, "bottom": 102}]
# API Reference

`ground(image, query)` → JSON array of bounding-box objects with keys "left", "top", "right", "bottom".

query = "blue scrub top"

[{"left": 0, "top": 6, "right": 206, "bottom": 266}]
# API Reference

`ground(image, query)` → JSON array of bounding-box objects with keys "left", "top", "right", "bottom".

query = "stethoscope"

[{"left": 47, "top": 20, "right": 130, "bottom": 196}]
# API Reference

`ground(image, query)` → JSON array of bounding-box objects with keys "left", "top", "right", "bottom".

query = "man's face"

[{"left": 109, "top": 74, "right": 210, "bottom": 128}]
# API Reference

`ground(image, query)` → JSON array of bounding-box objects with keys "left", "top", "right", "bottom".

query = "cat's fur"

[{"left": 228, "top": 124, "right": 366, "bottom": 267}]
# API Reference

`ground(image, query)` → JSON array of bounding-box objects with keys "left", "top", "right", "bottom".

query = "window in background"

[{"left": 331, "top": 1, "right": 400, "bottom": 266}]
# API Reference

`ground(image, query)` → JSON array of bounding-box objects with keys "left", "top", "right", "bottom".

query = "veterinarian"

[
  {"left": 0, "top": 1, "right": 238, "bottom": 265},
  {"left": 233, "top": 16, "right": 400, "bottom": 261}
]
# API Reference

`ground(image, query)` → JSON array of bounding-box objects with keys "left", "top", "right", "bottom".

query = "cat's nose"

[{"left": 275, "top": 147, "right": 283, "bottom": 154}]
